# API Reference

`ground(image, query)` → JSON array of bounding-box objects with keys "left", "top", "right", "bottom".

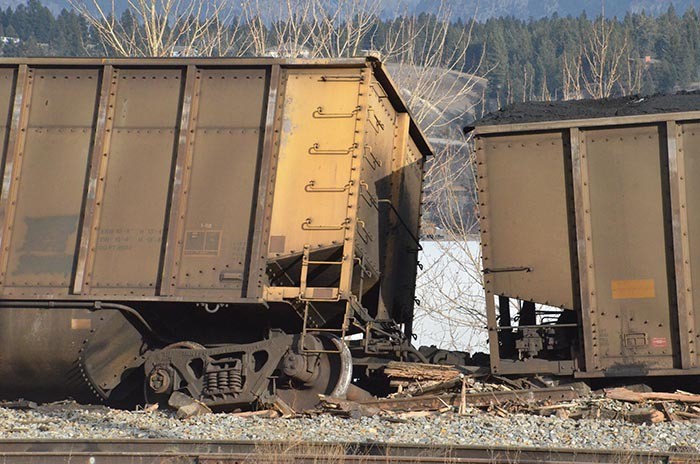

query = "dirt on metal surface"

[{"left": 472, "top": 91, "right": 700, "bottom": 126}]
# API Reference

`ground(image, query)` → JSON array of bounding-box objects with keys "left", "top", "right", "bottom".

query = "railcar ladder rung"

[{"left": 300, "top": 300, "right": 351, "bottom": 354}]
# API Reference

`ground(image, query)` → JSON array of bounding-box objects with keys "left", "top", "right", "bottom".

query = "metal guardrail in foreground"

[{"left": 0, "top": 440, "right": 696, "bottom": 463}]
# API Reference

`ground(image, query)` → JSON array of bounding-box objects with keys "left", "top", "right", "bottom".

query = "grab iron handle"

[
  {"left": 377, "top": 199, "right": 422, "bottom": 252},
  {"left": 363, "top": 145, "right": 383, "bottom": 168},
  {"left": 302, "top": 218, "right": 350, "bottom": 231},
  {"left": 320, "top": 75, "right": 364, "bottom": 82},
  {"left": 308, "top": 143, "right": 357, "bottom": 156},
  {"left": 357, "top": 220, "right": 374, "bottom": 244},
  {"left": 313, "top": 106, "right": 361, "bottom": 119},
  {"left": 305, "top": 180, "right": 353, "bottom": 193},
  {"left": 483, "top": 266, "right": 532, "bottom": 275}
]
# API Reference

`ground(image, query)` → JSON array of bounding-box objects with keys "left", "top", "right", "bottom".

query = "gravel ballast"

[{"left": 0, "top": 403, "right": 698, "bottom": 452}]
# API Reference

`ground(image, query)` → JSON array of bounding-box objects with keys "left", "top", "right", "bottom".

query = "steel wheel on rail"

[
  {"left": 144, "top": 341, "right": 205, "bottom": 406},
  {"left": 275, "top": 333, "right": 352, "bottom": 412}
]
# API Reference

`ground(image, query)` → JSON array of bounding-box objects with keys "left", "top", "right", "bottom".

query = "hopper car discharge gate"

[
  {"left": 0, "top": 57, "right": 431, "bottom": 410},
  {"left": 472, "top": 111, "right": 700, "bottom": 380}
]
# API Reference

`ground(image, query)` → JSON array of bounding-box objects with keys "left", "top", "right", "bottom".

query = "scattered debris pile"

[
  {"left": 10, "top": 361, "right": 698, "bottom": 425},
  {"left": 311, "top": 362, "right": 700, "bottom": 425},
  {"left": 603, "top": 387, "right": 700, "bottom": 423}
]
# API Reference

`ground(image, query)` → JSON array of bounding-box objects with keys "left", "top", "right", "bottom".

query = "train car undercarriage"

[{"left": 0, "top": 303, "right": 418, "bottom": 411}]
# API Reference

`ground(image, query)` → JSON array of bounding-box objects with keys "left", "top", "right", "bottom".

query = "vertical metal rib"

[
  {"left": 246, "top": 65, "right": 281, "bottom": 299},
  {"left": 159, "top": 65, "right": 200, "bottom": 296},
  {"left": 667, "top": 120, "right": 695, "bottom": 368},
  {"left": 475, "top": 135, "right": 502, "bottom": 374},
  {"left": 338, "top": 66, "right": 371, "bottom": 298},
  {"left": 570, "top": 127, "right": 599, "bottom": 371},
  {"left": 0, "top": 65, "right": 32, "bottom": 286},
  {"left": 72, "top": 65, "right": 118, "bottom": 294}
]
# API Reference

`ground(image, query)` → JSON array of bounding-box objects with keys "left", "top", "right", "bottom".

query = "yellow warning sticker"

[
  {"left": 70, "top": 318, "right": 91, "bottom": 330},
  {"left": 611, "top": 279, "right": 655, "bottom": 299}
]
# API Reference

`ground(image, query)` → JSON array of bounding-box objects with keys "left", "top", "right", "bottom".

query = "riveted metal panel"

[
  {"left": 571, "top": 127, "right": 597, "bottom": 372},
  {"left": 268, "top": 69, "right": 364, "bottom": 259},
  {"left": 0, "top": 68, "right": 15, "bottom": 131},
  {"left": 4, "top": 68, "right": 99, "bottom": 292},
  {"left": 583, "top": 125, "right": 676, "bottom": 371},
  {"left": 0, "top": 58, "right": 431, "bottom": 324},
  {"left": 356, "top": 81, "right": 399, "bottom": 318},
  {"left": 481, "top": 131, "right": 574, "bottom": 309},
  {"left": 89, "top": 68, "right": 182, "bottom": 293},
  {"left": 173, "top": 68, "right": 266, "bottom": 295},
  {"left": 679, "top": 121, "right": 700, "bottom": 366},
  {"left": 73, "top": 66, "right": 118, "bottom": 295},
  {"left": 475, "top": 112, "right": 700, "bottom": 377}
]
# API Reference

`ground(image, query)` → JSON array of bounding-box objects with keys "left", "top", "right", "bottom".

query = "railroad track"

[{"left": 0, "top": 440, "right": 696, "bottom": 463}]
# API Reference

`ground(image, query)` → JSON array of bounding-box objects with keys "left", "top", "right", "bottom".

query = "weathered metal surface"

[
  {"left": 570, "top": 128, "right": 596, "bottom": 373},
  {"left": 585, "top": 125, "right": 674, "bottom": 371},
  {"left": 159, "top": 65, "right": 200, "bottom": 297},
  {"left": 667, "top": 121, "right": 696, "bottom": 369},
  {"left": 474, "top": 110, "right": 700, "bottom": 378},
  {"left": 480, "top": 131, "right": 574, "bottom": 309},
  {"left": 0, "top": 308, "right": 143, "bottom": 402},
  {"left": 679, "top": 122, "right": 700, "bottom": 368},
  {"left": 0, "top": 57, "right": 430, "bottom": 406},
  {"left": 73, "top": 66, "right": 117, "bottom": 295},
  {"left": 0, "top": 57, "right": 429, "bottom": 310}
]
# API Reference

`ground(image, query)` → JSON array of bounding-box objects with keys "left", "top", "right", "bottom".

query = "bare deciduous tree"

[
  {"left": 71, "top": 0, "right": 253, "bottom": 57},
  {"left": 373, "top": 3, "right": 488, "bottom": 352},
  {"left": 562, "top": 16, "right": 642, "bottom": 100}
]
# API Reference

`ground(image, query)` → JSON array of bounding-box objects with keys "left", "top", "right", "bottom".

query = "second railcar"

[{"left": 470, "top": 95, "right": 700, "bottom": 380}]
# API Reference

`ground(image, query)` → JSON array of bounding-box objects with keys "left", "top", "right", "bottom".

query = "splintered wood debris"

[{"left": 311, "top": 363, "right": 700, "bottom": 424}]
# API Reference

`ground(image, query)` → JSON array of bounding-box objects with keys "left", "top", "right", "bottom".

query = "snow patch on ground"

[{"left": 413, "top": 240, "right": 489, "bottom": 352}]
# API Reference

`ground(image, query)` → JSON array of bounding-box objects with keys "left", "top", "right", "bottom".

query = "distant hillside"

[
  {"left": 2, "top": 0, "right": 697, "bottom": 19},
  {"left": 408, "top": 0, "right": 699, "bottom": 20}
]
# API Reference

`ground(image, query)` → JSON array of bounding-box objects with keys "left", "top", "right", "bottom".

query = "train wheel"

[
  {"left": 144, "top": 341, "right": 205, "bottom": 406},
  {"left": 276, "top": 334, "right": 352, "bottom": 412}
]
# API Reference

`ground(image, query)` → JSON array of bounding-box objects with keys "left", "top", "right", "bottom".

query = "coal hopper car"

[
  {"left": 0, "top": 57, "right": 430, "bottom": 410},
  {"left": 470, "top": 96, "right": 700, "bottom": 381}
]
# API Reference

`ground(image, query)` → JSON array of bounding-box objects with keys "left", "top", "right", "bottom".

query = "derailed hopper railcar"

[
  {"left": 469, "top": 95, "right": 700, "bottom": 379},
  {"left": 0, "top": 57, "right": 430, "bottom": 410}
]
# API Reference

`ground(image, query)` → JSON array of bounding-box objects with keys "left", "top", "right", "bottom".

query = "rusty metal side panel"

[
  {"left": 266, "top": 68, "right": 365, "bottom": 299},
  {"left": 89, "top": 68, "right": 183, "bottom": 294},
  {"left": 356, "top": 81, "right": 399, "bottom": 317},
  {"left": 172, "top": 68, "right": 267, "bottom": 297},
  {"left": 393, "top": 136, "right": 424, "bottom": 331},
  {"left": 3, "top": 68, "right": 99, "bottom": 295},
  {"left": 678, "top": 122, "right": 700, "bottom": 366},
  {"left": 481, "top": 131, "right": 574, "bottom": 309},
  {"left": 583, "top": 125, "right": 676, "bottom": 372},
  {"left": 0, "top": 66, "right": 19, "bottom": 291},
  {"left": 0, "top": 68, "right": 17, "bottom": 148}
]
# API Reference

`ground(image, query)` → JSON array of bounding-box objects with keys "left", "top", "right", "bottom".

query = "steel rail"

[{"left": 0, "top": 439, "right": 695, "bottom": 464}]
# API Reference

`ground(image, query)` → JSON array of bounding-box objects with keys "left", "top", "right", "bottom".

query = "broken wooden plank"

[
  {"left": 606, "top": 388, "right": 700, "bottom": 403},
  {"left": 413, "top": 377, "right": 463, "bottom": 396},
  {"left": 271, "top": 397, "right": 295, "bottom": 418},
  {"left": 360, "top": 385, "right": 582, "bottom": 412},
  {"left": 384, "top": 361, "right": 462, "bottom": 382},
  {"left": 605, "top": 388, "right": 644, "bottom": 402},
  {"left": 660, "top": 402, "right": 679, "bottom": 422},
  {"left": 231, "top": 409, "right": 280, "bottom": 419},
  {"left": 676, "top": 411, "right": 700, "bottom": 420}
]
